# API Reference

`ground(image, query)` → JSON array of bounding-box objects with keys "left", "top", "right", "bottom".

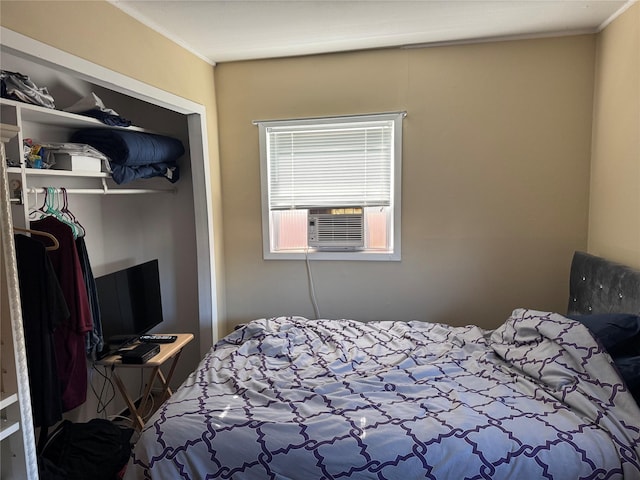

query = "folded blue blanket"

[
  {"left": 71, "top": 128, "right": 184, "bottom": 184},
  {"left": 77, "top": 110, "right": 132, "bottom": 127},
  {"left": 110, "top": 162, "right": 179, "bottom": 185}
]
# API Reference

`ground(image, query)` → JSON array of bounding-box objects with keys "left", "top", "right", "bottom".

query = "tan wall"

[
  {"left": 590, "top": 3, "right": 640, "bottom": 269},
  {"left": 0, "top": 0, "right": 226, "bottom": 329},
  {"left": 4, "top": 1, "right": 623, "bottom": 333},
  {"left": 216, "top": 35, "right": 595, "bottom": 331}
]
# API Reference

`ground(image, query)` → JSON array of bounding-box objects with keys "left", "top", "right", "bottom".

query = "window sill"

[{"left": 264, "top": 249, "right": 401, "bottom": 261}]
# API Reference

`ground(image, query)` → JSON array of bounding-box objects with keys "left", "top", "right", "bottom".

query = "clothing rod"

[{"left": 24, "top": 186, "right": 174, "bottom": 195}]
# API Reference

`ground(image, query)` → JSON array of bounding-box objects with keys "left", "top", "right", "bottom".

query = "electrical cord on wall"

[{"left": 305, "top": 248, "right": 321, "bottom": 319}]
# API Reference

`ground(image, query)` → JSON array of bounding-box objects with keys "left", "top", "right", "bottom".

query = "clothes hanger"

[
  {"left": 13, "top": 226, "right": 60, "bottom": 251},
  {"left": 36, "top": 186, "right": 59, "bottom": 219},
  {"left": 28, "top": 186, "right": 51, "bottom": 219},
  {"left": 39, "top": 187, "right": 80, "bottom": 239},
  {"left": 27, "top": 188, "right": 39, "bottom": 219},
  {"left": 60, "top": 188, "right": 86, "bottom": 238},
  {"left": 26, "top": 187, "right": 84, "bottom": 239},
  {"left": 53, "top": 188, "right": 80, "bottom": 239}
]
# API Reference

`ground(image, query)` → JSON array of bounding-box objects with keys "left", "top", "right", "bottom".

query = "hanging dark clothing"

[
  {"left": 30, "top": 216, "right": 92, "bottom": 411},
  {"left": 75, "top": 236, "right": 103, "bottom": 356},
  {"left": 14, "top": 234, "right": 67, "bottom": 429}
]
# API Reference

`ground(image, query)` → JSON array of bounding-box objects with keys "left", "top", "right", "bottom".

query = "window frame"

[{"left": 257, "top": 112, "right": 404, "bottom": 261}]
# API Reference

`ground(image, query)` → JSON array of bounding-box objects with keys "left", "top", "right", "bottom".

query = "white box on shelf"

[{"left": 53, "top": 153, "right": 103, "bottom": 173}]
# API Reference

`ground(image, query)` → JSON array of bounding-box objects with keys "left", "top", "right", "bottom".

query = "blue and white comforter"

[{"left": 125, "top": 309, "right": 640, "bottom": 479}]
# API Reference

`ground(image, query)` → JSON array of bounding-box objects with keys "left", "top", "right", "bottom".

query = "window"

[{"left": 256, "top": 112, "right": 404, "bottom": 261}]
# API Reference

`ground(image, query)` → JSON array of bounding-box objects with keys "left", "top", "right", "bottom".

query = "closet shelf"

[
  {"left": 1, "top": 98, "right": 147, "bottom": 133},
  {"left": 0, "top": 393, "right": 19, "bottom": 410},
  {"left": 0, "top": 393, "right": 20, "bottom": 442},
  {"left": 0, "top": 420, "right": 21, "bottom": 442},
  {"left": 23, "top": 184, "right": 175, "bottom": 195},
  {"left": 4, "top": 101, "right": 175, "bottom": 195},
  {"left": 8, "top": 166, "right": 110, "bottom": 178},
  {"left": 8, "top": 167, "right": 175, "bottom": 202}
]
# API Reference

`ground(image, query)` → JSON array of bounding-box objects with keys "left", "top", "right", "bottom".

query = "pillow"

[
  {"left": 612, "top": 355, "right": 640, "bottom": 405},
  {"left": 566, "top": 313, "right": 640, "bottom": 357},
  {"left": 615, "top": 356, "right": 640, "bottom": 389}
]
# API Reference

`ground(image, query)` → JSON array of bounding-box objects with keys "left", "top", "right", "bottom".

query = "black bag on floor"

[{"left": 40, "top": 419, "right": 134, "bottom": 480}]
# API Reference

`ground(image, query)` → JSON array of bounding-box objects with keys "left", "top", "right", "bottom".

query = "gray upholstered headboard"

[{"left": 568, "top": 251, "right": 640, "bottom": 316}]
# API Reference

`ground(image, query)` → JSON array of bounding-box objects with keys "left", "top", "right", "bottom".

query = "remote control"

[{"left": 138, "top": 335, "right": 178, "bottom": 344}]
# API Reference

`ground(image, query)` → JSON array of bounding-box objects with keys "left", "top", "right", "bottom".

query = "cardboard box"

[{"left": 54, "top": 153, "right": 103, "bottom": 173}]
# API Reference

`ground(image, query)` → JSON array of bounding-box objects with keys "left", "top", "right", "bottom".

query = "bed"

[{"left": 124, "top": 251, "right": 640, "bottom": 479}]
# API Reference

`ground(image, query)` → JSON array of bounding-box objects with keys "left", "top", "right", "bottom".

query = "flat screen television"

[{"left": 95, "top": 259, "right": 164, "bottom": 353}]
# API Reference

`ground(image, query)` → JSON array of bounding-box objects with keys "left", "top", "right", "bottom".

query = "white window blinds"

[{"left": 262, "top": 113, "right": 401, "bottom": 210}]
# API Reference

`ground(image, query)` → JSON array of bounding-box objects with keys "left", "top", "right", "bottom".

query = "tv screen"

[{"left": 95, "top": 259, "right": 164, "bottom": 349}]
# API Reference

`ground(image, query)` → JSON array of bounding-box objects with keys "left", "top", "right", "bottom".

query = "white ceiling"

[{"left": 111, "top": 0, "right": 632, "bottom": 64}]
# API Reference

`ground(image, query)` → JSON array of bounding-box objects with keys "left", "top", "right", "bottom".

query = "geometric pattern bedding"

[{"left": 124, "top": 309, "right": 640, "bottom": 479}]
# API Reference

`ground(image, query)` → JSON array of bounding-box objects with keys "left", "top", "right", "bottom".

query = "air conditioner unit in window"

[{"left": 308, "top": 207, "right": 364, "bottom": 250}]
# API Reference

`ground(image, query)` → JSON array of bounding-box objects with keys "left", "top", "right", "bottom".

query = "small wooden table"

[{"left": 95, "top": 333, "right": 194, "bottom": 431}]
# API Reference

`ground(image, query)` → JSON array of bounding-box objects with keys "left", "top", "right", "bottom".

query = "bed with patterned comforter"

[{"left": 125, "top": 309, "right": 640, "bottom": 479}]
